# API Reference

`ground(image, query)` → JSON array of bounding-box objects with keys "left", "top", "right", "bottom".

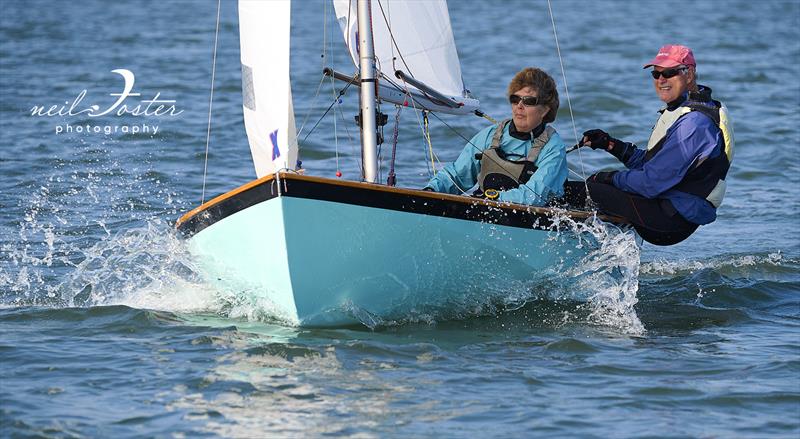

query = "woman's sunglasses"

[
  {"left": 651, "top": 66, "right": 688, "bottom": 79},
  {"left": 509, "top": 94, "right": 540, "bottom": 107}
]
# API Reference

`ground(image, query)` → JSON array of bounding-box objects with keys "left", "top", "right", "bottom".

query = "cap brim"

[{"left": 642, "top": 58, "right": 683, "bottom": 69}]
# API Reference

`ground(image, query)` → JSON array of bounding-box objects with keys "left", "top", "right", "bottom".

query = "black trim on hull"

[
  {"left": 178, "top": 179, "right": 281, "bottom": 237},
  {"left": 177, "top": 174, "right": 606, "bottom": 238}
]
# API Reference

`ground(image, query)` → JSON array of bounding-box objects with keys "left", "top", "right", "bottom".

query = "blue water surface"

[{"left": 1, "top": 0, "right": 799, "bottom": 437}]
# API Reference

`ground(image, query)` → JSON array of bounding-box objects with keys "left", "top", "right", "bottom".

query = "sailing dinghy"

[{"left": 176, "top": 0, "right": 624, "bottom": 327}]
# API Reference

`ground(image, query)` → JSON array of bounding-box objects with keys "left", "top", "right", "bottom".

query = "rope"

[
  {"left": 297, "top": 2, "right": 332, "bottom": 139},
  {"left": 296, "top": 76, "right": 327, "bottom": 139},
  {"left": 423, "top": 112, "right": 436, "bottom": 175},
  {"left": 301, "top": 78, "right": 356, "bottom": 145},
  {"left": 332, "top": 73, "right": 362, "bottom": 176},
  {"left": 387, "top": 105, "right": 401, "bottom": 186},
  {"left": 382, "top": 72, "right": 430, "bottom": 177},
  {"left": 546, "top": 0, "right": 590, "bottom": 195},
  {"left": 200, "top": 0, "right": 222, "bottom": 205},
  {"left": 477, "top": 111, "right": 498, "bottom": 124},
  {"left": 332, "top": 76, "right": 340, "bottom": 177},
  {"left": 374, "top": 62, "right": 476, "bottom": 179}
]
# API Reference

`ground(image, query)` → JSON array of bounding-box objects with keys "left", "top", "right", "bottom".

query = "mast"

[{"left": 357, "top": 0, "right": 379, "bottom": 183}]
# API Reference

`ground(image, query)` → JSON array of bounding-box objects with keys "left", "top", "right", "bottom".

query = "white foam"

[
  {"left": 642, "top": 250, "right": 785, "bottom": 276},
  {"left": 549, "top": 211, "right": 646, "bottom": 335}
]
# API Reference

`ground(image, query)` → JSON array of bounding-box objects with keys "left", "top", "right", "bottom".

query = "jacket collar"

[
  {"left": 509, "top": 120, "right": 546, "bottom": 140},
  {"left": 664, "top": 85, "right": 713, "bottom": 111}
]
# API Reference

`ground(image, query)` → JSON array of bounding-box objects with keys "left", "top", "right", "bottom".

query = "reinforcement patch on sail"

[{"left": 241, "top": 64, "right": 255, "bottom": 111}]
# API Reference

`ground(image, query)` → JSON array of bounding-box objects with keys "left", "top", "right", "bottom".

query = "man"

[{"left": 568, "top": 44, "right": 734, "bottom": 245}]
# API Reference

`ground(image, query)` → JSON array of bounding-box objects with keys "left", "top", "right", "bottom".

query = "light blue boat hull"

[{"left": 179, "top": 174, "right": 598, "bottom": 327}]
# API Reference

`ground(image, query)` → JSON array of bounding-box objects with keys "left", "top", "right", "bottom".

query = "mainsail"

[
  {"left": 332, "top": 0, "right": 479, "bottom": 114},
  {"left": 238, "top": 0, "right": 299, "bottom": 178}
]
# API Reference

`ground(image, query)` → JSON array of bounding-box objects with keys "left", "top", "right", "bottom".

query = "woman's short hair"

[{"left": 507, "top": 67, "right": 560, "bottom": 123}]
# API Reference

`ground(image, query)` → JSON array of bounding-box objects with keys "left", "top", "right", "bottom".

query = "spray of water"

[
  {"left": 547, "top": 211, "right": 645, "bottom": 335},
  {"left": 2, "top": 166, "right": 644, "bottom": 335},
  {"left": 0, "top": 137, "right": 207, "bottom": 311}
]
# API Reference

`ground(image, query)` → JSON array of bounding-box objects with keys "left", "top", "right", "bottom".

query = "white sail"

[
  {"left": 238, "top": 0, "right": 298, "bottom": 178},
  {"left": 332, "top": 0, "right": 478, "bottom": 113}
]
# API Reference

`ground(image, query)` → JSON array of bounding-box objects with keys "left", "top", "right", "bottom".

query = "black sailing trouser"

[{"left": 557, "top": 181, "right": 699, "bottom": 246}]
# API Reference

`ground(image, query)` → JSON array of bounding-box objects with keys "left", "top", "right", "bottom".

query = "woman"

[{"left": 423, "top": 67, "right": 567, "bottom": 206}]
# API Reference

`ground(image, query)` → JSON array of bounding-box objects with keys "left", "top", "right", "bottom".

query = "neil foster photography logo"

[{"left": 29, "top": 69, "right": 183, "bottom": 135}]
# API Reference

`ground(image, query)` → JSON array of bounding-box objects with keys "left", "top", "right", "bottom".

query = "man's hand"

[
  {"left": 589, "top": 171, "right": 617, "bottom": 185},
  {"left": 581, "top": 129, "right": 634, "bottom": 163},
  {"left": 580, "top": 129, "right": 613, "bottom": 150}
]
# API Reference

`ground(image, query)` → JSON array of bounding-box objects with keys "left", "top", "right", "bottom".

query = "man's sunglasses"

[
  {"left": 509, "top": 94, "right": 540, "bottom": 107},
  {"left": 650, "top": 66, "right": 688, "bottom": 79}
]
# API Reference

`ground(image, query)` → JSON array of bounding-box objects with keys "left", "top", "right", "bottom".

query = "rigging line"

[
  {"left": 546, "top": 0, "right": 590, "bottom": 192},
  {"left": 382, "top": 70, "right": 459, "bottom": 185},
  {"left": 330, "top": 76, "right": 361, "bottom": 175},
  {"left": 402, "top": 94, "right": 468, "bottom": 194},
  {"left": 387, "top": 104, "right": 401, "bottom": 186},
  {"left": 379, "top": 80, "right": 462, "bottom": 177},
  {"left": 300, "top": 76, "right": 357, "bottom": 145},
  {"left": 379, "top": 70, "right": 451, "bottom": 111},
  {"left": 397, "top": 75, "right": 437, "bottom": 179},
  {"left": 296, "top": 75, "right": 327, "bottom": 138},
  {"left": 201, "top": 0, "right": 222, "bottom": 205},
  {"left": 334, "top": 81, "right": 357, "bottom": 145},
  {"left": 330, "top": 74, "right": 362, "bottom": 176},
  {"left": 377, "top": 109, "right": 383, "bottom": 183},
  {"left": 380, "top": 69, "right": 430, "bottom": 174},
  {"left": 332, "top": 75, "right": 340, "bottom": 175},
  {"left": 423, "top": 112, "right": 436, "bottom": 174},
  {"left": 478, "top": 112, "right": 498, "bottom": 124},
  {"left": 296, "top": 0, "right": 331, "bottom": 138},
  {"left": 384, "top": 67, "right": 477, "bottom": 173},
  {"left": 392, "top": 70, "right": 469, "bottom": 194},
  {"left": 567, "top": 167, "right": 589, "bottom": 180},
  {"left": 417, "top": 112, "right": 469, "bottom": 195}
]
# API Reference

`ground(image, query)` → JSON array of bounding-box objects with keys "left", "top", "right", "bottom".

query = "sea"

[{"left": 1, "top": 0, "right": 798, "bottom": 437}]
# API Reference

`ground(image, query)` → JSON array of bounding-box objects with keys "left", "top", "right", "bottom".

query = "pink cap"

[{"left": 643, "top": 45, "right": 696, "bottom": 69}]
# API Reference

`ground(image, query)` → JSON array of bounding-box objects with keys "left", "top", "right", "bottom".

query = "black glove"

[
  {"left": 581, "top": 129, "right": 612, "bottom": 150},
  {"left": 581, "top": 129, "right": 634, "bottom": 163},
  {"left": 589, "top": 171, "right": 616, "bottom": 185}
]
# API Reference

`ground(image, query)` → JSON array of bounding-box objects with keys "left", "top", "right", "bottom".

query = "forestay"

[
  {"left": 238, "top": 0, "right": 299, "bottom": 177},
  {"left": 332, "top": 0, "right": 479, "bottom": 114}
]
